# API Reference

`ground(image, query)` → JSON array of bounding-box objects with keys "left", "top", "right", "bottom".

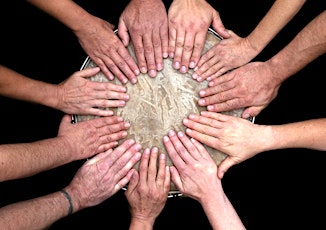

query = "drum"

[{"left": 73, "top": 29, "right": 254, "bottom": 197}]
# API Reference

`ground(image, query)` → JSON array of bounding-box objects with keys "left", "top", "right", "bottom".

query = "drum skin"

[{"left": 73, "top": 29, "right": 252, "bottom": 197}]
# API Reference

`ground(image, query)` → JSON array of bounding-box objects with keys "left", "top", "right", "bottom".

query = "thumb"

[
  {"left": 211, "top": 11, "right": 230, "bottom": 39},
  {"left": 117, "top": 19, "right": 130, "bottom": 47},
  {"left": 127, "top": 170, "right": 139, "bottom": 192},
  {"left": 242, "top": 106, "right": 265, "bottom": 119},
  {"left": 217, "top": 157, "right": 235, "bottom": 179}
]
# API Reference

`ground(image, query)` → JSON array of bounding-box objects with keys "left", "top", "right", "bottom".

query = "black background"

[{"left": 0, "top": 1, "right": 325, "bottom": 229}]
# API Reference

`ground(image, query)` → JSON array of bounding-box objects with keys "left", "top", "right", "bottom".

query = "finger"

[
  {"left": 206, "top": 98, "right": 244, "bottom": 113},
  {"left": 139, "top": 148, "right": 150, "bottom": 186},
  {"left": 88, "top": 81, "right": 127, "bottom": 93},
  {"left": 211, "top": 11, "right": 230, "bottom": 39},
  {"left": 168, "top": 27, "right": 177, "bottom": 58},
  {"left": 92, "top": 58, "right": 115, "bottom": 81},
  {"left": 160, "top": 22, "right": 169, "bottom": 59},
  {"left": 169, "top": 166, "right": 183, "bottom": 191},
  {"left": 163, "top": 134, "right": 184, "bottom": 167},
  {"left": 185, "top": 128, "right": 219, "bottom": 150},
  {"left": 189, "top": 31, "right": 206, "bottom": 69},
  {"left": 172, "top": 30, "right": 186, "bottom": 70},
  {"left": 130, "top": 33, "right": 147, "bottom": 74},
  {"left": 168, "top": 130, "right": 193, "bottom": 164},
  {"left": 148, "top": 147, "right": 159, "bottom": 184},
  {"left": 217, "top": 157, "right": 234, "bottom": 179},
  {"left": 115, "top": 168, "right": 138, "bottom": 193},
  {"left": 152, "top": 27, "right": 164, "bottom": 72},
  {"left": 117, "top": 19, "right": 130, "bottom": 47},
  {"left": 77, "top": 67, "right": 101, "bottom": 78},
  {"left": 179, "top": 32, "right": 195, "bottom": 73},
  {"left": 156, "top": 153, "right": 167, "bottom": 188},
  {"left": 125, "top": 170, "right": 139, "bottom": 195},
  {"left": 176, "top": 131, "right": 201, "bottom": 160},
  {"left": 242, "top": 106, "right": 264, "bottom": 119},
  {"left": 143, "top": 33, "right": 157, "bottom": 77}
]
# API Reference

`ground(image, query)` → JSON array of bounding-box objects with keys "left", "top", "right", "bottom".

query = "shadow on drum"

[{"left": 72, "top": 29, "right": 254, "bottom": 198}]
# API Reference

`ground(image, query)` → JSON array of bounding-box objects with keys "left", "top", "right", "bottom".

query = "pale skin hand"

[
  {"left": 118, "top": 0, "right": 169, "bottom": 78},
  {"left": 193, "top": 0, "right": 307, "bottom": 81},
  {"left": 0, "top": 140, "right": 141, "bottom": 230},
  {"left": 58, "top": 114, "right": 131, "bottom": 161},
  {"left": 56, "top": 67, "right": 130, "bottom": 116},
  {"left": 75, "top": 17, "right": 140, "bottom": 84},
  {"left": 167, "top": 0, "right": 230, "bottom": 74},
  {"left": 198, "top": 61, "right": 281, "bottom": 118},
  {"left": 66, "top": 139, "right": 142, "bottom": 210},
  {"left": 0, "top": 114, "right": 130, "bottom": 182},
  {"left": 193, "top": 30, "right": 256, "bottom": 82},
  {"left": 184, "top": 112, "right": 326, "bottom": 179},
  {"left": 183, "top": 112, "right": 269, "bottom": 179},
  {"left": 163, "top": 130, "right": 245, "bottom": 229},
  {"left": 126, "top": 147, "right": 170, "bottom": 230},
  {"left": 26, "top": 0, "right": 140, "bottom": 84}
]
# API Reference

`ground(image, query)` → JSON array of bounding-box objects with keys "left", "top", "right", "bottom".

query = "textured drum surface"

[{"left": 74, "top": 29, "right": 249, "bottom": 195}]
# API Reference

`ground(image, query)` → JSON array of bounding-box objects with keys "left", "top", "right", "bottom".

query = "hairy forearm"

[
  {"left": 0, "top": 137, "right": 71, "bottom": 182},
  {"left": 0, "top": 65, "right": 59, "bottom": 108},
  {"left": 268, "top": 118, "right": 326, "bottom": 151},
  {"left": 0, "top": 191, "right": 70, "bottom": 230},
  {"left": 247, "top": 0, "right": 306, "bottom": 54},
  {"left": 267, "top": 11, "right": 326, "bottom": 82}
]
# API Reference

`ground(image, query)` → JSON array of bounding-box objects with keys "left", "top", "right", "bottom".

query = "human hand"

[
  {"left": 163, "top": 130, "right": 218, "bottom": 201},
  {"left": 198, "top": 61, "right": 281, "bottom": 118},
  {"left": 57, "top": 114, "right": 130, "bottom": 161},
  {"left": 193, "top": 30, "right": 257, "bottom": 81},
  {"left": 56, "top": 67, "right": 129, "bottom": 116},
  {"left": 183, "top": 112, "right": 269, "bottom": 178},
  {"left": 126, "top": 147, "right": 170, "bottom": 229},
  {"left": 74, "top": 16, "right": 140, "bottom": 84},
  {"left": 65, "top": 139, "right": 142, "bottom": 211},
  {"left": 167, "top": 0, "right": 230, "bottom": 73},
  {"left": 118, "top": 0, "right": 169, "bottom": 78}
]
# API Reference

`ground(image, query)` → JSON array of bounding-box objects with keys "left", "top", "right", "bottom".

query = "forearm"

[
  {"left": 0, "top": 138, "right": 72, "bottom": 182},
  {"left": 268, "top": 118, "right": 326, "bottom": 151},
  {"left": 246, "top": 0, "right": 306, "bottom": 55},
  {"left": 26, "top": 0, "right": 94, "bottom": 33},
  {"left": 267, "top": 11, "right": 326, "bottom": 82},
  {"left": 0, "top": 191, "right": 71, "bottom": 230},
  {"left": 0, "top": 65, "right": 59, "bottom": 108},
  {"left": 199, "top": 183, "right": 246, "bottom": 230}
]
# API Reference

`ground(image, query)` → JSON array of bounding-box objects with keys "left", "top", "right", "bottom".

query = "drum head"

[{"left": 73, "top": 29, "right": 254, "bottom": 197}]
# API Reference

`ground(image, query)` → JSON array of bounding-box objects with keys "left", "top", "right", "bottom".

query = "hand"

[
  {"left": 183, "top": 112, "right": 268, "bottom": 178},
  {"left": 193, "top": 30, "right": 257, "bottom": 81},
  {"left": 57, "top": 114, "right": 130, "bottom": 160},
  {"left": 65, "top": 139, "right": 142, "bottom": 211},
  {"left": 163, "top": 130, "right": 218, "bottom": 201},
  {"left": 126, "top": 147, "right": 170, "bottom": 228},
  {"left": 198, "top": 61, "right": 281, "bottom": 118},
  {"left": 118, "top": 0, "right": 169, "bottom": 78},
  {"left": 167, "top": 0, "right": 230, "bottom": 73},
  {"left": 56, "top": 67, "right": 129, "bottom": 116},
  {"left": 74, "top": 16, "right": 140, "bottom": 84}
]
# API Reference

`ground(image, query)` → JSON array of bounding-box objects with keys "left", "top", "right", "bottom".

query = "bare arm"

[
  {"left": 198, "top": 10, "right": 326, "bottom": 117},
  {"left": 0, "top": 114, "right": 130, "bottom": 182},
  {"left": 184, "top": 112, "right": 326, "bottom": 178},
  {"left": 164, "top": 131, "right": 245, "bottom": 229},
  {"left": 247, "top": 0, "right": 306, "bottom": 56},
  {"left": 26, "top": 0, "right": 140, "bottom": 84},
  {"left": 0, "top": 139, "right": 142, "bottom": 230},
  {"left": 193, "top": 0, "right": 306, "bottom": 81}
]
